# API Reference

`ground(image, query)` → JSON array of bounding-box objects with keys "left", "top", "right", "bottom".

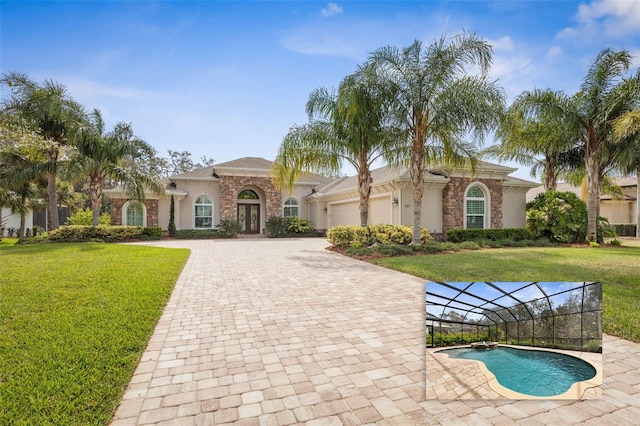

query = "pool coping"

[{"left": 432, "top": 344, "right": 602, "bottom": 400}]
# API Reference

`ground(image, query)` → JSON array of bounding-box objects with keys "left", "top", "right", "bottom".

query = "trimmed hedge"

[
  {"left": 327, "top": 224, "right": 433, "bottom": 247},
  {"left": 48, "top": 226, "right": 161, "bottom": 242},
  {"left": 445, "top": 228, "right": 534, "bottom": 243},
  {"left": 613, "top": 224, "right": 637, "bottom": 237},
  {"left": 174, "top": 229, "right": 220, "bottom": 239}
]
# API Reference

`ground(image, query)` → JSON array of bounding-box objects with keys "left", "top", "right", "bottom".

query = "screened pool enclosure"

[{"left": 426, "top": 282, "right": 602, "bottom": 352}]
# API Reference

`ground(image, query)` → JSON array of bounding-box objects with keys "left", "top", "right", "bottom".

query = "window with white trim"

[
  {"left": 124, "top": 202, "right": 145, "bottom": 226},
  {"left": 465, "top": 185, "right": 486, "bottom": 229},
  {"left": 283, "top": 197, "right": 299, "bottom": 218},
  {"left": 194, "top": 195, "right": 213, "bottom": 228}
]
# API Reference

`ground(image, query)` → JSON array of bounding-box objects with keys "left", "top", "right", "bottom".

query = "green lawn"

[
  {"left": 374, "top": 246, "right": 640, "bottom": 343},
  {"left": 0, "top": 241, "right": 190, "bottom": 425}
]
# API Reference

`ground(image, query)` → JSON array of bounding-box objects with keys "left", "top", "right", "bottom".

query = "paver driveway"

[{"left": 111, "top": 238, "right": 640, "bottom": 425}]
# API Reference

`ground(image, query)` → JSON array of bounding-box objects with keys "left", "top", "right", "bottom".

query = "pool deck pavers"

[{"left": 110, "top": 238, "right": 640, "bottom": 425}]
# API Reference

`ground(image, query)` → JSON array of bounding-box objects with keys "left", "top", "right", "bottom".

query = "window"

[
  {"left": 195, "top": 195, "right": 213, "bottom": 228},
  {"left": 238, "top": 189, "right": 259, "bottom": 200},
  {"left": 465, "top": 185, "right": 486, "bottom": 229},
  {"left": 283, "top": 197, "right": 299, "bottom": 218},
  {"left": 125, "top": 202, "right": 145, "bottom": 226}
]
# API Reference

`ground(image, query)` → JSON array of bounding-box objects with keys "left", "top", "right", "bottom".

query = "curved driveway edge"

[{"left": 111, "top": 238, "right": 640, "bottom": 425}]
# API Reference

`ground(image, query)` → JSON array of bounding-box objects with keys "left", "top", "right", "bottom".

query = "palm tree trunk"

[
  {"left": 410, "top": 139, "right": 425, "bottom": 244},
  {"left": 357, "top": 163, "right": 372, "bottom": 227},
  {"left": 47, "top": 149, "right": 60, "bottom": 230},
  {"left": 90, "top": 172, "right": 103, "bottom": 226},
  {"left": 17, "top": 193, "right": 28, "bottom": 238},
  {"left": 585, "top": 153, "right": 599, "bottom": 242}
]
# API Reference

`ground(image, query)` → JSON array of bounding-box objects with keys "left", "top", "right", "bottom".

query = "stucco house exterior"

[{"left": 104, "top": 156, "right": 538, "bottom": 237}]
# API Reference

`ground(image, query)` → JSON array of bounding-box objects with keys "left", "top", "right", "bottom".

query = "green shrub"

[
  {"left": 142, "top": 227, "right": 162, "bottom": 237},
  {"left": 287, "top": 217, "right": 313, "bottom": 234},
  {"left": 174, "top": 229, "right": 219, "bottom": 239},
  {"left": 610, "top": 238, "right": 622, "bottom": 246},
  {"left": 445, "top": 228, "right": 534, "bottom": 243},
  {"left": 217, "top": 219, "right": 243, "bottom": 238},
  {"left": 48, "top": 226, "right": 144, "bottom": 242},
  {"left": 613, "top": 224, "right": 637, "bottom": 237},
  {"left": 66, "top": 208, "right": 111, "bottom": 226},
  {"left": 373, "top": 244, "right": 413, "bottom": 256},
  {"left": 327, "top": 224, "right": 432, "bottom": 247},
  {"left": 526, "top": 191, "right": 588, "bottom": 243},
  {"left": 265, "top": 216, "right": 290, "bottom": 237},
  {"left": 457, "top": 241, "right": 481, "bottom": 250},
  {"left": 168, "top": 195, "right": 176, "bottom": 237}
]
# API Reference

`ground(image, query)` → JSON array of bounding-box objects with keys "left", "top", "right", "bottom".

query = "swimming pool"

[{"left": 435, "top": 346, "right": 597, "bottom": 397}]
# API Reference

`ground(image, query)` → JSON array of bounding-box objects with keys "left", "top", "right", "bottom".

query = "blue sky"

[{"left": 2, "top": 1, "right": 639, "bottom": 180}]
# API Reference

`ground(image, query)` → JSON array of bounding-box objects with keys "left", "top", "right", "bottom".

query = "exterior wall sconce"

[
  {"left": 323, "top": 207, "right": 328, "bottom": 213},
  {"left": 392, "top": 198, "right": 398, "bottom": 206}
]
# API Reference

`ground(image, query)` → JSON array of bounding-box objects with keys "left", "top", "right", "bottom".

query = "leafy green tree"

[
  {"left": 1, "top": 72, "right": 84, "bottom": 229},
  {"left": 0, "top": 117, "right": 47, "bottom": 237},
  {"left": 487, "top": 90, "right": 578, "bottom": 191},
  {"left": 368, "top": 33, "right": 505, "bottom": 243},
  {"left": 272, "top": 65, "right": 398, "bottom": 226},
  {"left": 513, "top": 49, "right": 640, "bottom": 241},
  {"left": 613, "top": 109, "right": 640, "bottom": 237},
  {"left": 72, "top": 109, "right": 165, "bottom": 226}
]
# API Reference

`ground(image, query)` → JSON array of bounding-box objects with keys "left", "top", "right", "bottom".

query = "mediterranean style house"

[{"left": 103, "top": 157, "right": 538, "bottom": 237}]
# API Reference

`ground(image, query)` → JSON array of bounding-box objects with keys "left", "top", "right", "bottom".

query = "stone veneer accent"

[
  {"left": 442, "top": 177, "right": 503, "bottom": 232},
  {"left": 110, "top": 198, "right": 158, "bottom": 227},
  {"left": 219, "top": 175, "right": 282, "bottom": 221}
]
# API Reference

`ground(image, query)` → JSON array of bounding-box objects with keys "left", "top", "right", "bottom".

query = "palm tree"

[
  {"left": 613, "top": 109, "right": 640, "bottom": 237},
  {"left": 72, "top": 109, "right": 165, "bottom": 226},
  {"left": 514, "top": 50, "right": 640, "bottom": 241},
  {"left": 368, "top": 33, "right": 505, "bottom": 244},
  {"left": 487, "top": 90, "right": 578, "bottom": 191},
  {"left": 272, "top": 66, "right": 397, "bottom": 226},
  {"left": 1, "top": 72, "right": 84, "bottom": 229}
]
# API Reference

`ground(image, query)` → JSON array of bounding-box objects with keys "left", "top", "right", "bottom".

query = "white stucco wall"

[
  {"left": 328, "top": 199, "right": 360, "bottom": 226},
  {"left": 502, "top": 190, "right": 528, "bottom": 228},
  {"left": 1, "top": 208, "right": 33, "bottom": 235},
  {"left": 176, "top": 182, "right": 220, "bottom": 230},
  {"left": 369, "top": 195, "right": 392, "bottom": 225},
  {"left": 400, "top": 187, "right": 443, "bottom": 233}
]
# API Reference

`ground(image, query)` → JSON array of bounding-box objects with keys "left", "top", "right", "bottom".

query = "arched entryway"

[{"left": 237, "top": 189, "right": 261, "bottom": 234}]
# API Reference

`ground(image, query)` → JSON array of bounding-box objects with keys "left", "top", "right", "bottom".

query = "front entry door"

[{"left": 238, "top": 204, "right": 260, "bottom": 234}]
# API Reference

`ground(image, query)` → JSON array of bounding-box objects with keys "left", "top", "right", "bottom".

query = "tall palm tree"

[
  {"left": 514, "top": 50, "right": 640, "bottom": 241},
  {"left": 369, "top": 33, "right": 505, "bottom": 243},
  {"left": 613, "top": 109, "right": 640, "bottom": 237},
  {"left": 72, "top": 109, "right": 165, "bottom": 226},
  {"left": 487, "top": 90, "right": 578, "bottom": 191},
  {"left": 1, "top": 72, "right": 84, "bottom": 229},
  {"left": 272, "top": 66, "right": 398, "bottom": 226}
]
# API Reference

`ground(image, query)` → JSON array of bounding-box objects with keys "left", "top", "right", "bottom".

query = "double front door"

[{"left": 237, "top": 204, "right": 260, "bottom": 234}]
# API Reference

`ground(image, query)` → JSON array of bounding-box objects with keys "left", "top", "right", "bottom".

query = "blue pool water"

[{"left": 436, "top": 346, "right": 596, "bottom": 397}]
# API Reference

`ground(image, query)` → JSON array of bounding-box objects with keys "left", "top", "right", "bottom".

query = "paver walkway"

[{"left": 111, "top": 238, "right": 640, "bottom": 425}]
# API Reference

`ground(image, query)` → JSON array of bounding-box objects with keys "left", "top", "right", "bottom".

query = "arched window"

[
  {"left": 194, "top": 195, "right": 213, "bottom": 228},
  {"left": 238, "top": 189, "right": 259, "bottom": 200},
  {"left": 124, "top": 201, "right": 145, "bottom": 226},
  {"left": 465, "top": 184, "right": 487, "bottom": 229},
  {"left": 283, "top": 197, "right": 299, "bottom": 218}
]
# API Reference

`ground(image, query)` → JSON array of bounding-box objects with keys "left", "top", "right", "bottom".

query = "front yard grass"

[
  {"left": 0, "top": 242, "right": 190, "bottom": 425},
  {"left": 374, "top": 246, "right": 640, "bottom": 343}
]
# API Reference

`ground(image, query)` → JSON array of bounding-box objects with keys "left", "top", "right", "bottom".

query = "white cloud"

[
  {"left": 321, "top": 2, "right": 343, "bottom": 18},
  {"left": 546, "top": 46, "right": 563, "bottom": 60},
  {"left": 486, "top": 35, "right": 514, "bottom": 51},
  {"left": 557, "top": 0, "right": 640, "bottom": 42}
]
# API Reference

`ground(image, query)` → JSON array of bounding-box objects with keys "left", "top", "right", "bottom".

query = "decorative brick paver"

[{"left": 111, "top": 238, "right": 640, "bottom": 425}]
